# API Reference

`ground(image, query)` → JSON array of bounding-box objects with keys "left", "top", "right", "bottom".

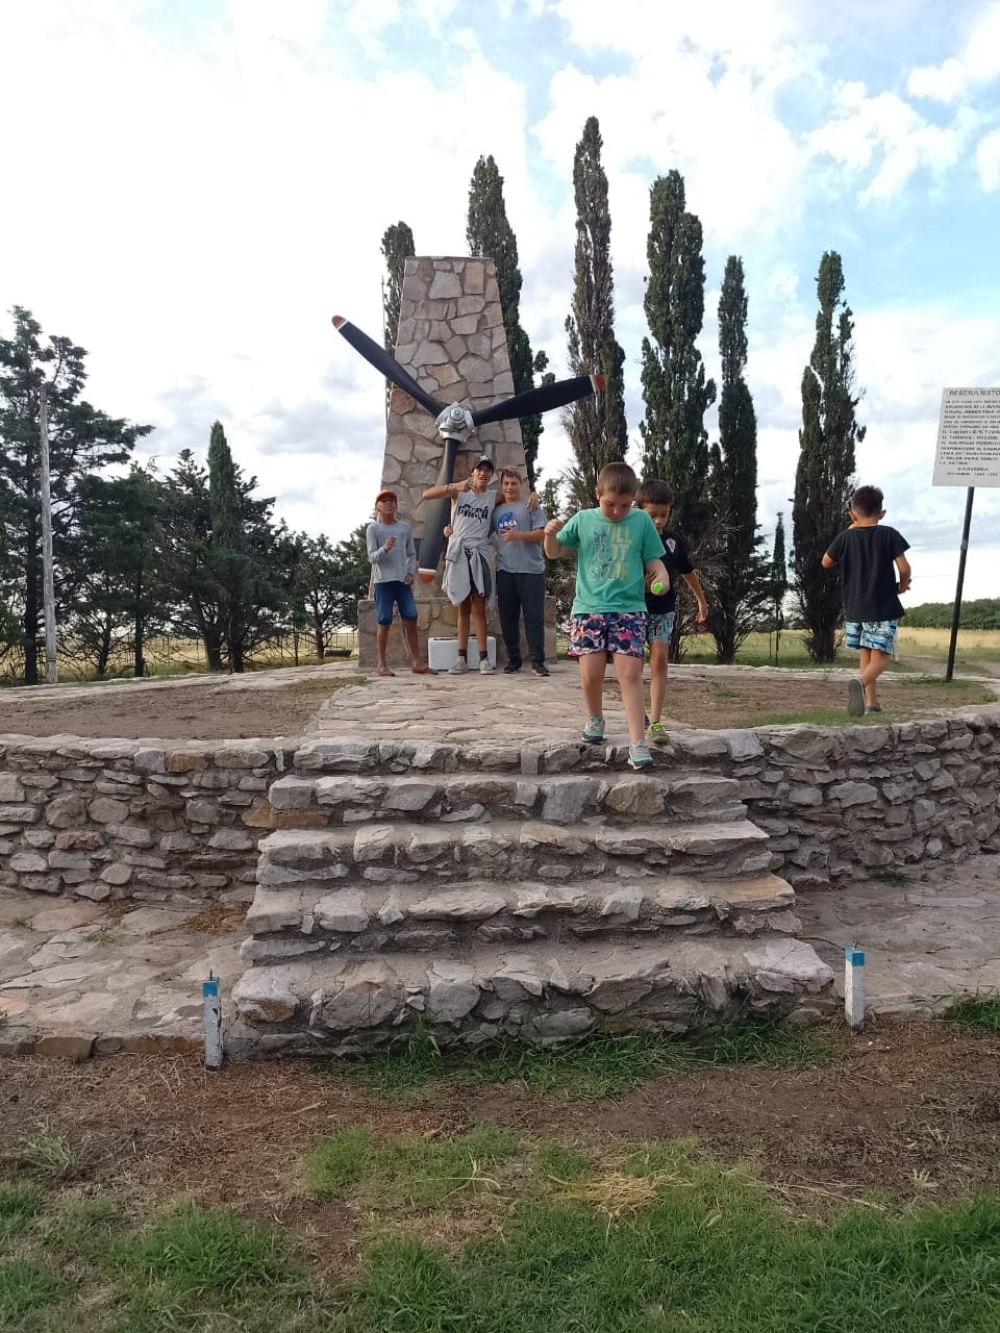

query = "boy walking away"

[
  {"left": 822, "top": 484, "right": 911, "bottom": 716},
  {"left": 636, "top": 479, "right": 708, "bottom": 744},
  {"left": 492, "top": 468, "right": 549, "bottom": 676},
  {"left": 544, "top": 462, "right": 669, "bottom": 771},
  {"left": 366, "top": 490, "right": 432, "bottom": 677}
]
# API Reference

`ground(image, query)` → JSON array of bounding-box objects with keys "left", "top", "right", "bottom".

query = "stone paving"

[{"left": 1, "top": 662, "right": 998, "bottom": 1057}]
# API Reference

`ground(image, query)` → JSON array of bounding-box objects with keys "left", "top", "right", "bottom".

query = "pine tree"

[
  {"left": 466, "top": 155, "right": 543, "bottom": 485},
  {"left": 0, "top": 307, "right": 150, "bottom": 683},
  {"left": 792, "top": 252, "right": 865, "bottom": 663},
  {"left": 563, "top": 117, "right": 627, "bottom": 508},
  {"left": 639, "top": 172, "right": 716, "bottom": 549},
  {"left": 381, "top": 221, "right": 415, "bottom": 355},
  {"left": 770, "top": 512, "right": 788, "bottom": 661},
  {"left": 708, "top": 256, "right": 765, "bottom": 663}
]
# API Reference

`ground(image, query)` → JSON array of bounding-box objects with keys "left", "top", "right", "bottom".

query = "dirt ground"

[
  {"left": 0, "top": 667, "right": 993, "bottom": 739},
  {"left": 1, "top": 1017, "right": 998, "bottom": 1268}
]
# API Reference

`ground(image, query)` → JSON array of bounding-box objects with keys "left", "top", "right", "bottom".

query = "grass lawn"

[{"left": 4, "top": 1008, "right": 1000, "bottom": 1332}]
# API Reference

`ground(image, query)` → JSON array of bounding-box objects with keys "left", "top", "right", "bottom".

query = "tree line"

[
  {"left": 389, "top": 118, "right": 867, "bottom": 664},
  {"left": 0, "top": 310, "right": 369, "bottom": 684}
]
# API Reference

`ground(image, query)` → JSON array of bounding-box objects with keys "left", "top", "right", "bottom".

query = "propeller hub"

[{"left": 436, "top": 403, "right": 474, "bottom": 441}]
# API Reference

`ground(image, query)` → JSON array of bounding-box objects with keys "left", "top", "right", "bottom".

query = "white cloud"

[
  {"left": 976, "top": 127, "right": 1000, "bottom": 188},
  {"left": 908, "top": 0, "right": 1000, "bottom": 102},
  {"left": 809, "top": 84, "right": 969, "bottom": 202}
]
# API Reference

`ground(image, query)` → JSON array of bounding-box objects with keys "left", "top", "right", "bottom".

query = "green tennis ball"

[{"left": 650, "top": 580, "right": 665, "bottom": 595}]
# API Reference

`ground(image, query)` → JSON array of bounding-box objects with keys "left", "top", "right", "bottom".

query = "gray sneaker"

[
  {"left": 449, "top": 658, "right": 469, "bottom": 675},
  {"left": 479, "top": 659, "right": 496, "bottom": 674},
  {"left": 582, "top": 715, "right": 605, "bottom": 744},
  {"left": 628, "top": 739, "right": 653, "bottom": 771},
  {"left": 847, "top": 678, "right": 865, "bottom": 717}
]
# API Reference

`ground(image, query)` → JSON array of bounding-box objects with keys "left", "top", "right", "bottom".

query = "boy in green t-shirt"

[{"left": 544, "top": 462, "right": 669, "bottom": 770}]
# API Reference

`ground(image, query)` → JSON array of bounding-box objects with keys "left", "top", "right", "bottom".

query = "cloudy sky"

[{"left": 2, "top": 0, "right": 999, "bottom": 605}]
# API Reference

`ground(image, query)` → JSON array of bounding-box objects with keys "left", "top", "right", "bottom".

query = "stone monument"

[{"left": 356, "top": 256, "right": 557, "bottom": 669}]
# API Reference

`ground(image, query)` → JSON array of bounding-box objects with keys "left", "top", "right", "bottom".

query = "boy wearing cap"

[
  {"left": 423, "top": 455, "right": 500, "bottom": 674},
  {"left": 366, "top": 490, "right": 432, "bottom": 677}
]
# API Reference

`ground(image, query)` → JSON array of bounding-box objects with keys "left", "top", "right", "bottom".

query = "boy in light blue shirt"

[{"left": 544, "top": 462, "right": 668, "bottom": 770}]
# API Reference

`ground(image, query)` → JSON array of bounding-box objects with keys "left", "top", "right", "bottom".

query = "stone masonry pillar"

[{"left": 357, "top": 256, "right": 557, "bottom": 669}]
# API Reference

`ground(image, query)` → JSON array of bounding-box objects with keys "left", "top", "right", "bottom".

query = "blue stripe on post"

[{"left": 845, "top": 948, "right": 864, "bottom": 968}]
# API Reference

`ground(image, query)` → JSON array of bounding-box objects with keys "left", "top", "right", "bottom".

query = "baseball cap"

[
  {"left": 374, "top": 489, "right": 398, "bottom": 504},
  {"left": 472, "top": 455, "right": 494, "bottom": 472}
]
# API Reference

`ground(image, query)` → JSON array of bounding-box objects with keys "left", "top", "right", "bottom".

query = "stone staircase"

[{"left": 231, "top": 738, "right": 834, "bottom": 1054}]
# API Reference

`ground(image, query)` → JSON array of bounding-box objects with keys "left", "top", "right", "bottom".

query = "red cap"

[{"left": 375, "top": 490, "right": 398, "bottom": 505}]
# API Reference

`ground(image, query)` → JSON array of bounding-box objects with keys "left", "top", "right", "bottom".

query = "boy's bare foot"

[{"left": 375, "top": 664, "right": 395, "bottom": 677}]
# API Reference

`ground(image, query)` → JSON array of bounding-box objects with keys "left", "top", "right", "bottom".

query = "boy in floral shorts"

[
  {"left": 544, "top": 462, "right": 668, "bottom": 770},
  {"left": 822, "top": 484, "right": 912, "bottom": 716}
]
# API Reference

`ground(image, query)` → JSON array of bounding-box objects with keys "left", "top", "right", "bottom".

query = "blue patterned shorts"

[
  {"left": 646, "top": 612, "right": 676, "bottom": 646},
  {"left": 844, "top": 619, "right": 899, "bottom": 654},
  {"left": 569, "top": 611, "right": 647, "bottom": 659}
]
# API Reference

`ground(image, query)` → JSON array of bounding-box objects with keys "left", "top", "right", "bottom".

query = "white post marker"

[
  {"left": 844, "top": 946, "right": 865, "bottom": 1031},
  {"left": 203, "top": 972, "right": 223, "bottom": 1070}
]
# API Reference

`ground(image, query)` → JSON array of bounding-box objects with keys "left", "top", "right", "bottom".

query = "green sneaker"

[{"left": 646, "top": 721, "right": 668, "bottom": 745}]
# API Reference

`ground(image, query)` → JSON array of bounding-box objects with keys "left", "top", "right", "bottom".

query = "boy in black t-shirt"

[
  {"left": 636, "top": 479, "right": 708, "bottom": 743},
  {"left": 822, "top": 485, "right": 912, "bottom": 717}
]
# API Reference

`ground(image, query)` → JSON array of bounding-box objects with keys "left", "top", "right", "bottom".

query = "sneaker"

[
  {"left": 847, "top": 678, "right": 865, "bottom": 717},
  {"left": 582, "top": 715, "right": 605, "bottom": 744},
  {"left": 628, "top": 739, "right": 654, "bottom": 771},
  {"left": 449, "top": 658, "right": 469, "bottom": 675},
  {"left": 531, "top": 662, "right": 550, "bottom": 677},
  {"left": 503, "top": 660, "right": 521, "bottom": 674},
  {"left": 646, "top": 721, "right": 668, "bottom": 745},
  {"left": 865, "top": 703, "right": 882, "bottom": 714},
  {"left": 479, "top": 659, "right": 496, "bottom": 675}
]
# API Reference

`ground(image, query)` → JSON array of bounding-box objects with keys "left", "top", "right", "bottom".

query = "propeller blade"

[
  {"left": 417, "top": 437, "right": 459, "bottom": 580},
  {"left": 470, "top": 373, "right": 604, "bottom": 427},
  {"left": 332, "top": 317, "right": 446, "bottom": 418}
]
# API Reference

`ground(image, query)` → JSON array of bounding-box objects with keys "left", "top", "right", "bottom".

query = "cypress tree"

[
  {"left": 708, "top": 255, "right": 764, "bottom": 663},
  {"left": 792, "top": 251, "right": 865, "bottom": 663},
  {"left": 563, "top": 116, "right": 627, "bottom": 508},
  {"left": 466, "top": 155, "right": 542, "bottom": 485},
  {"left": 770, "top": 511, "right": 788, "bottom": 661},
  {"left": 381, "top": 221, "right": 415, "bottom": 355},
  {"left": 639, "top": 171, "right": 716, "bottom": 549}
]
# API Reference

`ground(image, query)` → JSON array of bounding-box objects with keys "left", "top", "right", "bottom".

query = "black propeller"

[{"left": 332, "top": 315, "right": 603, "bottom": 578}]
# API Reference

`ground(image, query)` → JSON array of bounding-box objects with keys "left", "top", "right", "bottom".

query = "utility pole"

[{"left": 39, "top": 385, "right": 58, "bottom": 684}]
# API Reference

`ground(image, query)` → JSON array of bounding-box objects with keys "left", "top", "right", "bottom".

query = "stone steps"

[
  {"left": 256, "top": 818, "right": 772, "bottom": 889},
  {"left": 266, "top": 770, "right": 746, "bottom": 828},
  {"left": 240, "top": 872, "right": 800, "bottom": 962},
  {"left": 231, "top": 933, "right": 835, "bottom": 1054}
]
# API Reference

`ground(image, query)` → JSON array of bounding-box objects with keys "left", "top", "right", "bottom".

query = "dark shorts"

[
  {"left": 374, "top": 580, "right": 417, "bottom": 625},
  {"left": 569, "top": 611, "right": 646, "bottom": 659}
]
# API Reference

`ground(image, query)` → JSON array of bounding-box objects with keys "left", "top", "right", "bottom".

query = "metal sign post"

[
  {"left": 932, "top": 388, "right": 1000, "bottom": 681},
  {"left": 39, "top": 386, "right": 58, "bottom": 685}
]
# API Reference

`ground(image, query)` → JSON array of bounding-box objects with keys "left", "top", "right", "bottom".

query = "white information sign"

[{"left": 933, "top": 387, "right": 1000, "bottom": 487}]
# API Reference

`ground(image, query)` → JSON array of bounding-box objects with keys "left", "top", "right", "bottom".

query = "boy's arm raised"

[
  {"left": 543, "top": 517, "right": 568, "bottom": 559},
  {"left": 422, "top": 479, "right": 461, "bottom": 502}
]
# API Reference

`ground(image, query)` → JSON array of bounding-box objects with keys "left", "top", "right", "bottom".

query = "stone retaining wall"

[
  {"left": 0, "top": 735, "right": 299, "bottom": 905},
  {"left": 679, "top": 706, "right": 1000, "bottom": 889},
  {"left": 2, "top": 703, "right": 999, "bottom": 905}
]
